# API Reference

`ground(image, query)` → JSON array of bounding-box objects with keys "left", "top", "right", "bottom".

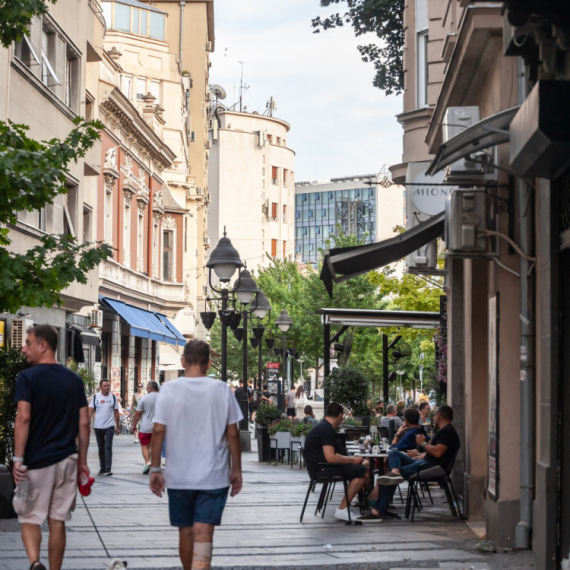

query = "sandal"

[{"left": 30, "top": 562, "right": 47, "bottom": 570}]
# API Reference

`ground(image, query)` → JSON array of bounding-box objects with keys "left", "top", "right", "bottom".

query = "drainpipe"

[
  {"left": 179, "top": 2, "right": 185, "bottom": 70},
  {"left": 515, "top": 177, "right": 535, "bottom": 549}
]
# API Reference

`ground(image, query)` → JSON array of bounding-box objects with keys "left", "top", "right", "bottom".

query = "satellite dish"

[{"left": 211, "top": 84, "right": 227, "bottom": 100}]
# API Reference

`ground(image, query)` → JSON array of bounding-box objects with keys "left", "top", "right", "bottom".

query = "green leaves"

[
  {"left": 0, "top": 0, "right": 56, "bottom": 48},
  {"left": 312, "top": 0, "right": 404, "bottom": 95},
  {"left": 324, "top": 366, "right": 370, "bottom": 416}
]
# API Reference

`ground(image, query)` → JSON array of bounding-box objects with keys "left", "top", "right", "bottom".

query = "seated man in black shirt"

[
  {"left": 358, "top": 405, "right": 460, "bottom": 522},
  {"left": 303, "top": 402, "right": 368, "bottom": 522}
]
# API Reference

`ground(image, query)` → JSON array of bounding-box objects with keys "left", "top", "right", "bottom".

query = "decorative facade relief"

[
  {"left": 163, "top": 215, "right": 177, "bottom": 230},
  {"left": 153, "top": 190, "right": 164, "bottom": 213},
  {"left": 104, "top": 146, "right": 118, "bottom": 169}
]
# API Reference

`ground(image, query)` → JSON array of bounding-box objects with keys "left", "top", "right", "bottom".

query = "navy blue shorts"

[{"left": 167, "top": 487, "right": 229, "bottom": 527}]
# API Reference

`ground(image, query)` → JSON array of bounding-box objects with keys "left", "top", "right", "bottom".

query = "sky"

[{"left": 209, "top": 0, "right": 404, "bottom": 182}]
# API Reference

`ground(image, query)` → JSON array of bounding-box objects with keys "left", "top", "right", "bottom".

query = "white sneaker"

[{"left": 334, "top": 507, "right": 351, "bottom": 522}]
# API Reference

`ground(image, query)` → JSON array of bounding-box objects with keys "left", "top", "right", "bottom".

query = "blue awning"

[{"left": 100, "top": 297, "right": 186, "bottom": 346}]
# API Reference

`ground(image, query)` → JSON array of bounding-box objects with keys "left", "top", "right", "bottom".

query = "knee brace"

[{"left": 192, "top": 542, "right": 213, "bottom": 570}]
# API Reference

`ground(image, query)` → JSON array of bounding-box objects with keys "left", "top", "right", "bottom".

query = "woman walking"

[
  {"left": 294, "top": 384, "right": 307, "bottom": 421},
  {"left": 131, "top": 382, "right": 145, "bottom": 443}
]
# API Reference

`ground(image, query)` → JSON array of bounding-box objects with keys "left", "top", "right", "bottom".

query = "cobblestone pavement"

[{"left": 0, "top": 434, "right": 536, "bottom": 569}]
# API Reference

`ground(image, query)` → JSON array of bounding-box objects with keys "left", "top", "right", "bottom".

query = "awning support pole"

[{"left": 324, "top": 320, "right": 330, "bottom": 410}]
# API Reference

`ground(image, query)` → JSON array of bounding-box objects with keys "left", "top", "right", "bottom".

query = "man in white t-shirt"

[
  {"left": 88, "top": 380, "right": 119, "bottom": 476},
  {"left": 150, "top": 340, "right": 243, "bottom": 570},
  {"left": 131, "top": 380, "right": 160, "bottom": 474}
]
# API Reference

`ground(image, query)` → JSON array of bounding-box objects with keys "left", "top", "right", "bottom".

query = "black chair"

[
  {"left": 299, "top": 447, "right": 353, "bottom": 524},
  {"left": 378, "top": 426, "right": 390, "bottom": 439},
  {"left": 405, "top": 447, "right": 462, "bottom": 521}
]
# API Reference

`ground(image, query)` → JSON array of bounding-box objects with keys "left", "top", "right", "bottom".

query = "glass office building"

[{"left": 294, "top": 185, "right": 377, "bottom": 264}]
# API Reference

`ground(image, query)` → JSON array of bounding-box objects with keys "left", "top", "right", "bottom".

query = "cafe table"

[{"left": 348, "top": 447, "right": 389, "bottom": 494}]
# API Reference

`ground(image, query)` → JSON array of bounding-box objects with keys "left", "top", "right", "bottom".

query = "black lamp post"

[
  {"left": 234, "top": 268, "right": 261, "bottom": 431},
  {"left": 250, "top": 291, "right": 272, "bottom": 391},
  {"left": 275, "top": 309, "right": 293, "bottom": 412},
  {"left": 201, "top": 230, "right": 244, "bottom": 383}
]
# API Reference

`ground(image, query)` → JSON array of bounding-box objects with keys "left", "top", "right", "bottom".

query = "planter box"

[
  {"left": 275, "top": 431, "right": 291, "bottom": 449},
  {"left": 291, "top": 435, "right": 306, "bottom": 447},
  {"left": 256, "top": 427, "right": 270, "bottom": 462}
]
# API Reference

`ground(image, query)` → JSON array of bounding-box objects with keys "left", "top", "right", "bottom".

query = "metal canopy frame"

[
  {"left": 320, "top": 308, "right": 441, "bottom": 407},
  {"left": 426, "top": 106, "right": 520, "bottom": 176}
]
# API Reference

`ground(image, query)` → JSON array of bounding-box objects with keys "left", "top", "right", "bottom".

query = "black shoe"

[
  {"left": 380, "top": 510, "right": 402, "bottom": 519},
  {"left": 105, "top": 470, "right": 113, "bottom": 476},
  {"left": 98, "top": 468, "right": 106, "bottom": 475},
  {"left": 377, "top": 472, "right": 404, "bottom": 485},
  {"left": 357, "top": 511, "right": 383, "bottom": 523}
]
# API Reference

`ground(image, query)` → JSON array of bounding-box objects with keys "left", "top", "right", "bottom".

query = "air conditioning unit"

[
  {"left": 205, "top": 140, "right": 211, "bottom": 150},
  {"left": 90, "top": 309, "right": 103, "bottom": 328},
  {"left": 445, "top": 189, "right": 496, "bottom": 257},
  {"left": 11, "top": 319, "right": 33, "bottom": 348}
]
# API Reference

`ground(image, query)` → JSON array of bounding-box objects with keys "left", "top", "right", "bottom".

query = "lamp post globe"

[
  {"left": 206, "top": 232, "right": 243, "bottom": 283},
  {"left": 275, "top": 309, "right": 293, "bottom": 333},
  {"left": 234, "top": 269, "right": 260, "bottom": 305},
  {"left": 253, "top": 291, "right": 272, "bottom": 319}
]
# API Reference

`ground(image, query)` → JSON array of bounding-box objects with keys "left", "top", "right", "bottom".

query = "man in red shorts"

[
  {"left": 13, "top": 324, "right": 90, "bottom": 570},
  {"left": 131, "top": 380, "right": 160, "bottom": 474}
]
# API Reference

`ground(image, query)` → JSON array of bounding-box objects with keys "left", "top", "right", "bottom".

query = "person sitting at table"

[
  {"left": 302, "top": 405, "right": 319, "bottom": 426},
  {"left": 358, "top": 405, "right": 459, "bottom": 523},
  {"left": 391, "top": 407, "right": 430, "bottom": 452},
  {"left": 303, "top": 402, "right": 369, "bottom": 522},
  {"left": 374, "top": 400, "right": 384, "bottom": 416},
  {"left": 419, "top": 402, "right": 431, "bottom": 426},
  {"left": 380, "top": 404, "right": 403, "bottom": 430}
]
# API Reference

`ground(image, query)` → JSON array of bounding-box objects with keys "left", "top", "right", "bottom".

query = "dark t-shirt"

[
  {"left": 303, "top": 419, "right": 336, "bottom": 468},
  {"left": 251, "top": 389, "right": 263, "bottom": 408},
  {"left": 426, "top": 423, "right": 460, "bottom": 470},
  {"left": 234, "top": 387, "right": 249, "bottom": 410},
  {"left": 15, "top": 363, "right": 87, "bottom": 470},
  {"left": 393, "top": 426, "right": 429, "bottom": 451}
]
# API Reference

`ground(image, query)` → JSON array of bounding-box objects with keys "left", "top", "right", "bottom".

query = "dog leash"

[{"left": 80, "top": 495, "right": 111, "bottom": 559}]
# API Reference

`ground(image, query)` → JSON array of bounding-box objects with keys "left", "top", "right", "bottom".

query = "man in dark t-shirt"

[
  {"left": 13, "top": 324, "right": 90, "bottom": 570},
  {"left": 303, "top": 402, "right": 368, "bottom": 522},
  {"left": 358, "top": 405, "right": 460, "bottom": 522}
]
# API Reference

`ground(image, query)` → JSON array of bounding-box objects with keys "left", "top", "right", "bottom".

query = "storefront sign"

[{"left": 407, "top": 162, "right": 452, "bottom": 216}]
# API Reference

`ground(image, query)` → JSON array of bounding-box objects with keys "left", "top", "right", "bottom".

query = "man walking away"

[
  {"left": 131, "top": 381, "right": 160, "bottom": 474},
  {"left": 234, "top": 379, "right": 249, "bottom": 430},
  {"left": 149, "top": 340, "right": 243, "bottom": 570},
  {"left": 89, "top": 380, "right": 119, "bottom": 476},
  {"left": 13, "top": 325, "right": 90, "bottom": 570}
]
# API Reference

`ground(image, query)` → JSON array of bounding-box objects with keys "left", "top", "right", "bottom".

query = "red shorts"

[{"left": 139, "top": 432, "right": 152, "bottom": 446}]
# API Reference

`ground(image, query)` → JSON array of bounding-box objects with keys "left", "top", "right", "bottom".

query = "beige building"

[
  {"left": 208, "top": 109, "right": 296, "bottom": 273},
  {"left": 0, "top": 0, "right": 106, "bottom": 365}
]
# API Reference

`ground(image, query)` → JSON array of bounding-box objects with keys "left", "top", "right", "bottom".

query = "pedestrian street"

[{"left": 0, "top": 434, "right": 537, "bottom": 570}]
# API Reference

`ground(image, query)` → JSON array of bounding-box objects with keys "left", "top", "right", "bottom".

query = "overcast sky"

[{"left": 209, "top": 0, "right": 403, "bottom": 182}]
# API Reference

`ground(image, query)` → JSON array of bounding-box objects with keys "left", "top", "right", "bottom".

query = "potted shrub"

[
  {"left": 324, "top": 366, "right": 371, "bottom": 425},
  {"left": 290, "top": 421, "right": 312, "bottom": 446},
  {"left": 254, "top": 404, "right": 281, "bottom": 462}
]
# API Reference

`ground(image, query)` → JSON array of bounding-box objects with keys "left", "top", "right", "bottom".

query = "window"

[
  {"left": 271, "top": 202, "right": 277, "bottom": 220},
  {"left": 15, "top": 34, "right": 41, "bottom": 69},
  {"left": 149, "top": 12, "right": 165, "bottom": 40},
  {"left": 271, "top": 166, "right": 278, "bottom": 185},
  {"left": 184, "top": 216, "right": 188, "bottom": 253},
  {"left": 123, "top": 195, "right": 131, "bottom": 268},
  {"left": 295, "top": 210, "right": 300, "bottom": 219},
  {"left": 41, "top": 28, "right": 60, "bottom": 88},
  {"left": 64, "top": 49, "right": 79, "bottom": 110},
  {"left": 276, "top": 137, "right": 281, "bottom": 145},
  {"left": 83, "top": 206, "right": 92, "bottom": 243},
  {"left": 132, "top": 8, "right": 140, "bottom": 34},
  {"left": 138, "top": 210, "right": 144, "bottom": 271},
  {"left": 115, "top": 3, "right": 131, "bottom": 32},
  {"left": 283, "top": 168, "right": 287, "bottom": 186},
  {"left": 140, "top": 9, "right": 148, "bottom": 35},
  {"left": 271, "top": 239, "right": 277, "bottom": 258},
  {"left": 152, "top": 220, "right": 159, "bottom": 278},
  {"left": 283, "top": 240, "right": 287, "bottom": 258},
  {"left": 267, "top": 134, "right": 272, "bottom": 143},
  {"left": 150, "top": 80, "right": 160, "bottom": 104},
  {"left": 283, "top": 204, "right": 287, "bottom": 222},
  {"left": 121, "top": 75, "right": 132, "bottom": 99},
  {"left": 63, "top": 184, "right": 77, "bottom": 238},
  {"left": 416, "top": 30, "right": 428, "bottom": 108},
  {"left": 162, "top": 230, "right": 173, "bottom": 281},
  {"left": 137, "top": 77, "right": 146, "bottom": 101}
]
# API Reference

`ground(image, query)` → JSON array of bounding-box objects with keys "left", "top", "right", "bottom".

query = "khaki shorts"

[{"left": 14, "top": 454, "right": 78, "bottom": 525}]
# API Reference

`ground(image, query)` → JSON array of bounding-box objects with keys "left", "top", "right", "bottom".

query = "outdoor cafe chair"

[
  {"left": 299, "top": 447, "right": 354, "bottom": 524},
  {"left": 405, "top": 447, "right": 462, "bottom": 522}
]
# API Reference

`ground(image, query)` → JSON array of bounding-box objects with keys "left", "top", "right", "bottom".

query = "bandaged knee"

[{"left": 192, "top": 542, "right": 213, "bottom": 570}]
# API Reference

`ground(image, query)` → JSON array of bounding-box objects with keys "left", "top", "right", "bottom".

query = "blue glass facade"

[{"left": 294, "top": 186, "right": 376, "bottom": 264}]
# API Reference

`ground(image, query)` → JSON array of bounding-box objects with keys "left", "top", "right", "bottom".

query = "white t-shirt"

[
  {"left": 153, "top": 376, "right": 243, "bottom": 490},
  {"left": 137, "top": 391, "right": 159, "bottom": 434},
  {"left": 89, "top": 392, "right": 119, "bottom": 429}
]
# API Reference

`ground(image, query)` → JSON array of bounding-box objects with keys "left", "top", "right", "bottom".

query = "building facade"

[
  {"left": 0, "top": 0, "right": 106, "bottom": 364},
  {"left": 208, "top": 109, "right": 296, "bottom": 272},
  {"left": 294, "top": 175, "right": 405, "bottom": 265}
]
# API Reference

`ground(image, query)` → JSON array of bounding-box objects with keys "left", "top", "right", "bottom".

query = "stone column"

[
  {"left": 141, "top": 338, "right": 149, "bottom": 383},
  {"left": 110, "top": 315, "right": 121, "bottom": 396},
  {"left": 128, "top": 335, "right": 135, "bottom": 403}
]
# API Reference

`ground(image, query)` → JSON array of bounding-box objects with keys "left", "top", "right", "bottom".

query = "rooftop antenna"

[{"left": 238, "top": 61, "right": 249, "bottom": 112}]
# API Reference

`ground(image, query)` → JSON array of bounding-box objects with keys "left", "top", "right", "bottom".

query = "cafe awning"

[
  {"left": 320, "top": 212, "right": 445, "bottom": 297},
  {"left": 320, "top": 308, "right": 441, "bottom": 329},
  {"left": 426, "top": 106, "right": 519, "bottom": 176},
  {"left": 100, "top": 297, "right": 186, "bottom": 346},
  {"left": 66, "top": 323, "right": 100, "bottom": 346},
  {"left": 159, "top": 343, "right": 184, "bottom": 370}
]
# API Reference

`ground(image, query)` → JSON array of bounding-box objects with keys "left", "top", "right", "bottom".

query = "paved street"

[{"left": 1, "top": 434, "right": 536, "bottom": 570}]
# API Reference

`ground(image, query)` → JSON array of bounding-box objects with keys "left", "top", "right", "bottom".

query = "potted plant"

[
  {"left": 290, "top": 421, "right": 312, "bottom": 446},
  {"left": 254, "top": 404, "right": 281, "bottom": 462},
  {"left": 324, "top": 366, "right": 371, "bottom": 426}
]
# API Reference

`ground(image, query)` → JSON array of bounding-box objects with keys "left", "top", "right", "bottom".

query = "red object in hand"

[{"left": 79, "top": 474, "right": 95, "bottom": 496}]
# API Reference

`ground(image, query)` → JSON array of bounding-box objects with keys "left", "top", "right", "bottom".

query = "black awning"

[
  {"left": 67, "top": 323, "right": 100, "bottom": 346},
  {"left": 426, "top": 106, "right": 519, "bottom": 176},
  {"left": 320, "top": 212, "right": 445, "bottom": 297}
]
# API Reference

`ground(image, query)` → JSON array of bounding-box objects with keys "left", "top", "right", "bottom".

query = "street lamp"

[
  {"left": 201, "top": 230, "right": 244, "bottom": 384},
  {"left": 275, "top": 309, "right": 293, "bottom": 411},
  {"left": 250, "top": 291, "right": 272, "bottom": 391},
  {"left": 234, "top": 268, "right": 260, "bottom": 431}
]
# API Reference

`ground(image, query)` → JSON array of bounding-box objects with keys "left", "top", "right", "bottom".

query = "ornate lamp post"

[
  {"left": 275, "top": 309, "right": 293, "bottom": 412},
  {"left": 249, "top": 291, "right": 272, "bottom": 392}
]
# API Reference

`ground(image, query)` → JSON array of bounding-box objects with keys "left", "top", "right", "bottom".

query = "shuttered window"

[
  {"left": 271, "top": 239, "right": 277, "bottom": 257},
  {"left": 271, "top": 202, "right": 278, "bottom": 219},
  {"left": 415, "top": 0, "right": 428, "bottom": 31}
]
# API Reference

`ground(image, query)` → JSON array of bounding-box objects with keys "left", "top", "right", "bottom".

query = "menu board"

[{"left": 266, "top": 362, "right": 280, "bottom": 407}]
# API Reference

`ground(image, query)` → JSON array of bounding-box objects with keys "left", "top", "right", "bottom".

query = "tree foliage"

[
  {"left": 312, "top": 0, "right": 404, "bottom": 95},
  {"left": 324, "top": 366, "right": 371, "bottom": 416},
  {"left": 0, "top": 0, "right": 55, "bottom": 48},
  {"left": 0, "top": 119, "right": 113, "bottom": 313}
]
